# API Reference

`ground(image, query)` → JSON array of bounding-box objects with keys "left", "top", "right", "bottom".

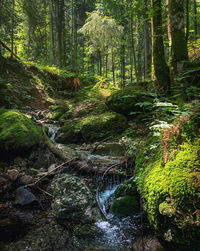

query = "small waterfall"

[
  {"left": 96, "top": 184, "right": 141, "bottom": 250},
  {"left": 45, "top": 124, "right": 59, "bottom": 142}
]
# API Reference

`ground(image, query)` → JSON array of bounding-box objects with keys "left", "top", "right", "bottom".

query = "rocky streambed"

[{"left": 0, "top": 110, "right": 165, "bottom": 251}]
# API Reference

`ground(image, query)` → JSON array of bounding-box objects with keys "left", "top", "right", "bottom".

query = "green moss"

[
  {"left": 56, "top": 112, "right": 127, "bottom": 143},
  {"left": 106, "top": 86, "right": 155, "bottom": 116},
  {"left": 80, "top": 112, "right": 127, "bottom": 142},
  {"left": 56, "top": 120, "right": 82, "bottom": 143},
  {"left": 111, "top": 195, "right": 140, "bottom": 217},
  {"left": 114, "top": 180, "right": 138, "bottom": 198},
  {"left": 0, "top": 111, "right": 42, "bottom": 157}
]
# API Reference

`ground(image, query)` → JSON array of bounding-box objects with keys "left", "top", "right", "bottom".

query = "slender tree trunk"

[
  {"left": 166, "top": 0, "right": 172, "bottom": 46},
  {"left": 121, "top": 42, "right": 125, "bottom": 87},
  {"left": 130, "top": 9, "right": 139, "bottom": 82},
  {"left": 137, "top": 19, "right": 142, "bottom": 81},
  {"left": 144, "top": 0, "right": 151, "bottom": 79},
  {"left": 185, "top": 0, "right": 189, "bottom": 43},
  {"left": 50, "top": 0, "right": 55, "bottom": 65},
  {"left": 55, "top": 0, "right": 62, "bottom": 67},
  {"left": 102, "top": 26, "right": 105, "bottom": 78},
  {"left": 111, "top": 45, "right": 115, "bottom": 85},
  {"left": 11, "top": 0, "right": 15, "bottom": 58},
  {"left": 193, "top": 0, "right": 197, "bottom": 40},
  {"left": 71, "top": 0, "right": 77, "bottom": 72},
  {"left": 105, "top": 53, "right": 108, "bottom": 79},
  {"left": 151, "top": 0, "right": 170, "bottom": 93},
  {"left": 169, "top": 0, "right": 188, "bottom": 75}
]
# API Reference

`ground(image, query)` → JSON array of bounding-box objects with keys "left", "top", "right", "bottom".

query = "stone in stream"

[
  {"left": 48, "top": 174, "right": 100, "bottom": 225},
  {"left": 111, "top": 195, "right": 140, "bottom": 217},
  {"left": 15, "top": 187, "right": 36, "bottom": 206},
  {"left": 7, "top": 169, "right": 19, "bottom": 181},
  {"left": 0, "top": 173, "right": 12, "bottom": 194}
]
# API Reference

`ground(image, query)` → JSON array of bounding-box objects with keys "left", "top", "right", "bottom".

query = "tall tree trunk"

[
  {"left": 144, "top": 0, "right": 151, "bottom": 79},
  {"left": 185, "top": 0, "right": 189, "bottom": 43},
  {"left": 111, "top": 45, "right": 115, "bottom": 85},
  {"left": 130, "top": 8, "right": 139, "bottom": 83},
  {"left": 121, "top": 42, "right": 125, "bottom": 87},
  {"left": 71, "top": 0, "right": 77, "bottom": 72},
  {"left": 151, "top": 0, "right": 170, "bottom": 93},
  {"left": 55, "top": 0, "right": 62, "bottom": 67},
  {"left": 193, "top": 0, "right": 197, "bottom": 40},
  {"left": 11, "top": 0, "right": 15, "bottom": 58},
  {"left": 166, "top": 0, "right": 172, "bottom": 45},
  {"left": 137, "top": 19, "right": 142, "bottom": 81},
  {"left": 169, "top": 0, "right": 188, "bottom": 75},
  {"left": 50, "top": 0, "right": 55, "bottom": 65}
]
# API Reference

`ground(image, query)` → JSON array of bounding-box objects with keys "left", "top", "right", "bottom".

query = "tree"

[
  {"left": 151, "top": 0, "right": 170, "bottom": 93},
  {"left": 79, "top": 10, "right": 123, "bottom": 78},
  {"left": 168, "top": 0, "right": 188, "bottom": 75}
]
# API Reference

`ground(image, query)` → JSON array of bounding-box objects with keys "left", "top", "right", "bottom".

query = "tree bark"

[
  {"left": 168, "top": 0, "right": 188, "bottom": 75},
  {"left": 111, "top": 45, "right": 115, "bottom": 85},
  {"left": 185, "top": 0, "right": 189, "bottom": 43},
  {"left": 144, "top": 0, "right": 151, "bottom": 79},
  {"left": 193, "top": 0, "right": 197, "bottom": 40},
  {"left": 50, "top": 0, "right": 55, "bottom": 65},
  {"left": 151, "top": 0, "right": 170, "bottom": 93},
  {"left": 11, "top": 0, "right": 15, "bottom": 58}
]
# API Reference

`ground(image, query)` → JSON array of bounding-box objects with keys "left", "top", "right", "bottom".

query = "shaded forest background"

[{"left": 1, "top": 0, "right": 200, "bottom": 92}]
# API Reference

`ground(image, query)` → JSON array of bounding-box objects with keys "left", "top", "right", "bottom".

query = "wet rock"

[
  {"left": 132, "top": 235, "right": 165, "bottom": 251},
  {"left": 0, "top": 173, "right": 11, "bottom": 194},
  {"left": 0, "top": 204, "right": 29, "bottom": 242},
  {"left": 18, "top": 175, "right": 33, "bottom": 185},
  {"left": 7, "top": 169, "right": 19, "bottom": 181},
  {"left": 48, "top": 174, "right": 100, "bottom": 224},
  {"left": 2, "top": 218, "right": 70, "bottom": 251},
  {"left": 94, "top": 143, "right": 125, "bottom": 156},
  {"left": 28, "top": 145, "right": 57, "bottom": 170},
  {"left": 114, "top": 179, "right": 139, "bottom": 198},
  {"left": 15, "top": 187, "right": 36, "bottom": 206},
  {"left": 111, "top": 195, "right": 140, "bottom": 217}
]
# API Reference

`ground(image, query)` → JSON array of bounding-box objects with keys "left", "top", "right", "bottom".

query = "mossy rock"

[
  {"left": 48, "top": 105, "right": 69, "bottom": 120},
  {"left": 56, "top": 112, "right": 127, "bottom": 143},
  {"left": 0, "top": 111, "right": 42, "bottom": 159},
  {"left": 80, "top": 112, "right": 127, "bottom": 142},
  {"left": 136, "top": 137, "right": 200, "bottom": 247},
  {"left": 56, "top": 120, "right": 82, "bottom": 143},
  {"left": 106, "top": 86, "right": 155, "bottom": 116},
  {"left": 114, "top": 179, "right": 138, "bottom": 198},
  {"left": 111, "top": 195, "right": 140, "bottom": 217},
  {"left": 48, "top": 174, "right": 100, "bottom": 223}
]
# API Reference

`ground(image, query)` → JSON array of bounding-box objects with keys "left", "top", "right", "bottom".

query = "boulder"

[
  {"left": 15, "top": 187, "right": 36, "bottom": 206},
  {"left": 111, "top": 195, "right": 140, "bottom": 217},
  {"left": 56, "top": 112, "right": 127, "bottom": 143},
  {"left": 0, "top": 111, "right": 42, "bottom": 160},
  {"left": 114, "top": 179, "right": 139, "bottom": 198},
  {"left": 106, "top": 86, "right": 155, "bottom": 116},
  {"left": 48, "top": 174, "right": 100, "bottom": 224}
]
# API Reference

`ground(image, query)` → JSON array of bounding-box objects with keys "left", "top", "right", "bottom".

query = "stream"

[{"left": 45, "top": 123, "right": 146, "bottom": 250}]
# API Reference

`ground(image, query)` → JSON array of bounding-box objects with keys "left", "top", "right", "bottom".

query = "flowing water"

[
  {"left": 95, "top": 185, "right": 142, "bottom": 250},
  {"left": 45, "top": 123, "right": 147, "bottom": 250}
]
